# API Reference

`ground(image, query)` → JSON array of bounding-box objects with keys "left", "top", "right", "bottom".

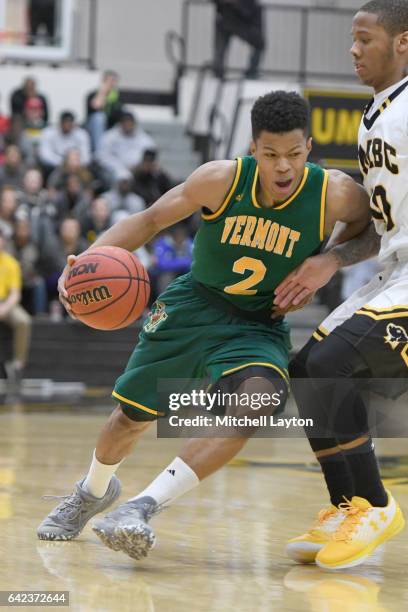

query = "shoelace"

[
  {"left": 309, "top": 507, "right": 338, "bottom": 535},
  {"left": 118, "top": 500, "right": 166, "bottom": 522},
  {"left": 42, "top": 493, "right": 84, "bottom": 521},
  {"left": 333, "top": 499, "right": 370, "bottom": 542},
  {"left": 147, "top": 501, "right": 166, "bottom": 519},
  {"left": 317, "top": 507, "right": 337, "bottom": 524}
]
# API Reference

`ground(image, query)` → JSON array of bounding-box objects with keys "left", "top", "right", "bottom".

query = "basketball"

[{"left": 65, "top": 246, "right": 150, "bottom": 330}]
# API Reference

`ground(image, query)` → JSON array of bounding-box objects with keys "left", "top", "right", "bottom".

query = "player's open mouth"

[{"left": 275, "top": 179, "right": 293, "bottom": 193}]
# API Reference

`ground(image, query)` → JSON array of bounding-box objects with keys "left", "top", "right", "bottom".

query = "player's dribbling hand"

[
  {"left": 273, "top": 252, "right": 340, "bottom": 310},
  {"left": 58, "top": 254, "right": 77, "bottom": 318}
]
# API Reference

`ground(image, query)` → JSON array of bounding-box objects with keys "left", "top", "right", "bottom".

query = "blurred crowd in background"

[
  {"left": 0, "top": 69, "right": 377, "bottom": 322},
  {"left": 0, "top": 71, "right": 195, "bottom": 318}
]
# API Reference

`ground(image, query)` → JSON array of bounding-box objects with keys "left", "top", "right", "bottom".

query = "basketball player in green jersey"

[{"left": 38, "top": 91, "right": 375, "bottom": 561}]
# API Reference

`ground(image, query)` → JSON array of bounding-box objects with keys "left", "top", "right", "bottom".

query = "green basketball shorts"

[{"left": 112, "top": 273, "right": 291, "bottom": 419}]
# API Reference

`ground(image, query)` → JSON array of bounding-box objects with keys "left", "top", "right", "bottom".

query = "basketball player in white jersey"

[{"left": 275, "top": 0, "right": 408, "bottom": 570}]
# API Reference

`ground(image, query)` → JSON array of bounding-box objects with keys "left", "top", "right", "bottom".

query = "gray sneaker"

[
  {"left": 92, "top": 496, "right": 161, "bottom": 560},
  {"left": 37, "top": 476, "right": 121, "bottom": 541}
]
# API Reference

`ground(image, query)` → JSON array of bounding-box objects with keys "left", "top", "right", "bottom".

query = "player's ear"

[
  {"left": 250, "top": 140, "right": 257, "bottom": 156},
  {"left": 397, "top": 30, "right": 408, "bottom": 53},
  {"left": 306, "top": 136, "right": 313, "bottom": 154}
]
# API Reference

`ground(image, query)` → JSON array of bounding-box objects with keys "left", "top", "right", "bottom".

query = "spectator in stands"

[
  {"left": 212, "top": 0, "right": 265, "bottom": 79},
  {"left": 10, "top": 217, "right": 47, "bottom": 315},
  {"left": 10, "top": 77, "right": 49, "bottom": 127},
  {"left": 103, "top": 170, "right": 145, "bottom": 221},
  {"left": 151, "top": 223, "right": 193, "bottom": 294},
  {"left": 24, "top": 97, "right": 49, "bottom": 147},
  {"left": 39, "top": 112, "right": 91, "bottom": 176},
  {"left": 81, "top": 197, "right": 112, "bottom": 244},
  {"left": 0, "top": 227, "right": 31, "bottom": 389},
  {"left": 47, "top": 148, "right": 94, "bottom": 192},
  {"left": 4, "top": 116, "right": 35, "bottom": 162},
  {"left": 0, "top": 146, "right": 26, "bottom": 190},
  {"left": 58, "top": 216, "right": 89, "bottom": 263},
  {"left": 96, "top": 111, "right": 155, "bottom": 180},
  {"left": 133, "top": 149, "right": 174, "bottom": 206},
  {"left": 0, "top": 187, "right": 18, "bottom": 243},
  {"left": 18, "top": 168, "right": 57, "bottom": 244},
  {"left": 19, "top": 168, "right": 50, "bottom": 210},
  {"left": 53, "top": 174, "right": 91, "bottom": 224},
  {"left": 86, "top": 70, "right": 123, "bottom": 151}
]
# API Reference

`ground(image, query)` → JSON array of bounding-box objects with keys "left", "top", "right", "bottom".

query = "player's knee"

[
  {"left": 290, "top": 337, "right": 320, "bottom": 379},
  {"left": 305, "top": 343, "right": 334, "bottom": 379},
  {"left": 215, "top": 367, "right": 288, "bottom": 418},
  {"left": 242, "top": 375, "right": 287, "bottom": 417},
  {"left": 116, "top": 404, "right": 156, "bottom": 428}
]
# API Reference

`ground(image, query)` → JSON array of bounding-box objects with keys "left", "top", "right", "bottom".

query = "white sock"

[
  {"left": 128, "top": 457, "right": 199, "bottom": 506},
  {"left": 83, "top": 450, "right": 123, "bottom": 498}
]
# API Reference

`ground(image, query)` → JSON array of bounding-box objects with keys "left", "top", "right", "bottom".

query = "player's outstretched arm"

[
  {"left": 274, "top": 170, "right": 379, "bottom": 308},
  {"left": 324, "top": 169, "right": 379, "bottom": 261},
  {"left": 58, "top": 160, "right": 236, "bottom": 312}
]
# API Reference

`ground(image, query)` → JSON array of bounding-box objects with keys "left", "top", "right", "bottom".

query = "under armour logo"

[{"left": 167, "top": 469, "right": 176, "bottom": 476}]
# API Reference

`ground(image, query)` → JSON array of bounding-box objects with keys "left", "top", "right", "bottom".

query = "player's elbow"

[
  {"left": 350, "top": 210, "right": 371, "bottom": 232},
  {"left": 141, "top": 207, "right": 161, "bottom": 237}
]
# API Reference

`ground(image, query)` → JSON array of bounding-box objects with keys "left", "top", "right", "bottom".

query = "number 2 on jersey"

[
  {"left": 224, "top": 256, "right": 267, "bottom": 295},
  {"left": 370, "top": 185, "right": 395, "bottom": 231}
]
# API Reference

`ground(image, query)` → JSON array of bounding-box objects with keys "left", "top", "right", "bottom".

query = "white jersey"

[{"left": 358, "top": 75, "right": 408, "bottom": 264}]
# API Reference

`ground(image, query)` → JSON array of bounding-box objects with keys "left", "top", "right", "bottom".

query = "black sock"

[
  {"left": 318, "top": 451, "right": 354, "bottom": 507},
  {"left": 341, "top": 438, "right": 388, "bottom": 507}
]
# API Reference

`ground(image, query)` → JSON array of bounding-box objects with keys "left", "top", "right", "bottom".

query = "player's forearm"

[
  {"left": 325, "top": 215, "right": 370, "bottom": 250},
  {"left": 89, "top": 183, "right": 196, "bottom": 254},
  {"left": 90, "top": 210, "right": 158, "bottom": 253},
  {"left": 326, "top": 222, "right": 381, "bottom": 269}
]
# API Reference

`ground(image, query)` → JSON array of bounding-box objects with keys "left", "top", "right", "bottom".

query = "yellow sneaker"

[
  {"left": 286, "top": 505, "right": 346, "bottom": 564},
  {"left": 316, "top": 491, "right": 405, "bottom": 570}
]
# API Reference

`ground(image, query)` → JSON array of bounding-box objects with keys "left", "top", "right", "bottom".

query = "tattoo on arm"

[{"left": 325, "top": 222, "right": 381, "bottom": 268}]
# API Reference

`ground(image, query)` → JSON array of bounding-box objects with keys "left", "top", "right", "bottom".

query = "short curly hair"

[
  {"left": 251, "top": 91, "right": 310, "bottom": 140},
  {"left": 359, "top": 0, "right": 408, "bottom": 36}
]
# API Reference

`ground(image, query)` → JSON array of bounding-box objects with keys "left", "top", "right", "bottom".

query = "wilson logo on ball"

[
  {"left": 69, "top": 285, "right": 113, "bottom": 306},
  {"left": 65, "top": 246, "right": 150, "bottom": 330},
  {"left": 67, "top": 262, "right": 100, "bottom": 280}
]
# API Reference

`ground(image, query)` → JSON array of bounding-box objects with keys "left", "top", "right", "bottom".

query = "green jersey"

[{"left": 191, "top": 155, "right": 328, "bottom": 312}]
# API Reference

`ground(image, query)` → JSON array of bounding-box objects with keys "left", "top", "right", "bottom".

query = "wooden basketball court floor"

[{"left": 1, "top": 400, "right": 408, "bottom": 612}]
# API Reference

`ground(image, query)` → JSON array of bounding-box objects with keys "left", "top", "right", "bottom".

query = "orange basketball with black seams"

[{"left": 65, "top": 246, "right": 150, "bottom": 330}]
